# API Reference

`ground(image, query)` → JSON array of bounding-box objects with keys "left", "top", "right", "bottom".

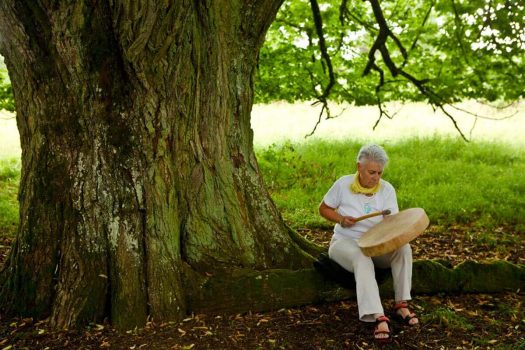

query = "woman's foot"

[
  {"left": 394, "top": 301, "right": 419, "bottom": 326},
  {"left": 374, "top": 315, "right": 392, "bottom": 344}
]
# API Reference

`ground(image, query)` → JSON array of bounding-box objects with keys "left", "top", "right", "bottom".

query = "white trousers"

[{"left": 328, "top": 237, "right": 413, "bottom": 322}]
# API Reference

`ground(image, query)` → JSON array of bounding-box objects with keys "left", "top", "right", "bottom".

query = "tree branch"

[
  {"left": 309, "top": 0, "right": 336, "bottom": 101},
  {"left": 302, "top": 0, "right": 338, "bottom": 137},
  {"left": 450, "top": 0, "right": 470, "bottom": 64},
  {"left": 363, "top": 0, "right": 471, "bottom": 141},
  {"left": 339, "top": 0, "right": 377, "bottom": 32},
  {"left": 305, "top": 103, "right": 328, "bottom": 138},
  {"left": 448, "top": 103, "right": 519, "bottom": 121}
]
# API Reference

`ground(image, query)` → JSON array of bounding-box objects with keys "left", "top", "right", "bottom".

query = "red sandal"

[
  {"left": 393, "top": 301, "right": 419, "bottom": 326},
  {"left": 374, "top": 315, "right": 392, "bottom": 344}
]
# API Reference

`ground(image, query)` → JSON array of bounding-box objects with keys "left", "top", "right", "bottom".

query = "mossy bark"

[
  {"left": 188, "top": 260, "right": 524, "bottom": 314},
  {"left": 0, "top": 0, "right": 317, "bottom": 329},
  {"left": 411, "top": 260, "right": 525, "bottom": 294}
]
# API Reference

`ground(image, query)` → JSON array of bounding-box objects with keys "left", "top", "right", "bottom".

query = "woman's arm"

[{"left": 319, "top": 201, "right": 356, "bottom": 228}]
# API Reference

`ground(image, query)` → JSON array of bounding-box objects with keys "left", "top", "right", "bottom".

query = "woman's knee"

[
  {"left": 390, "top": 244, "right": 413, "bottom": 264},
  {"left": 399, "top": 244, "right": 412, "bottom": 257},
  {"left": 329, "top": 239, "right": 359, "bottom": 258}
]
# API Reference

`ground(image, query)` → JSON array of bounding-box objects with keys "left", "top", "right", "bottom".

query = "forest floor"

[{"left": 0, "top": 223, "right": 523, "bottom": 350}]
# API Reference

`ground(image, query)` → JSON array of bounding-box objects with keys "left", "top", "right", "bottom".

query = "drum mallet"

[{"left": 354, "top": 209, "right": 391, "bottom": 222}]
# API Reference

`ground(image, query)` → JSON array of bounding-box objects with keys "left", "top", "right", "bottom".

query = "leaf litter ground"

[{"left": 0, "top": 224, "right": 523, "bottom": 349}]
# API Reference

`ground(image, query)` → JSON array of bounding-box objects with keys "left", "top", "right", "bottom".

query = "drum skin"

[{"left": 358, "top": 208, "right": 429, "bottom": 257}]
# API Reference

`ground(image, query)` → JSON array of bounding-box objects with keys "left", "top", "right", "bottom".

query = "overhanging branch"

[
  {"left": 363, "top": 0, "right": 471, "bottom": 141},
  {"left": 309, "top": 0, "right": 336, "bottom": 102},
  {"left": 304, "top": 0, "right": 338, "bottom": 138}
]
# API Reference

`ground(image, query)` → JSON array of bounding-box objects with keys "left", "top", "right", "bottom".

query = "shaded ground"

[
  {"left": 0, "top": 293, "right": 523, "bottom": 349},
  {"left": 298, "top": 223, "right": 525, "bottom": 266},
  {"left": 0, "top": 224, "right": 524, "bottom": 349}
]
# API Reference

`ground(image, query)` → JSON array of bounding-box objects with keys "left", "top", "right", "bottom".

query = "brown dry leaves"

[
  {"left": 299, "top": 223, "right": 524, "bottom": 266},
  {"left": 1, "top": 292, "right": 523, "bottom": 349}
]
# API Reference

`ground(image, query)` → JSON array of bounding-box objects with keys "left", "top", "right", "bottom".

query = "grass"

[
  {"left": 256, "top": 137, "right": 525, "bottom": 229},
  {"left": 0, "top": 136, "right": 523, "bottom": 239},
  {"left": 492, "top": 341, "right": 525, "bottom": 350},
  {"left": 421, "top": 307, "right": 474, "bottom": 331},
  {"left": 465, "top": 230, "right": 522, "bottom": 250},
  {"left": 0, "top": 157, "right": 20, "bottom": 238}
]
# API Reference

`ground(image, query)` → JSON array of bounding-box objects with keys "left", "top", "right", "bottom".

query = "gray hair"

[{"left": 356, "top": 144, "right": 389, "bottom": 166}]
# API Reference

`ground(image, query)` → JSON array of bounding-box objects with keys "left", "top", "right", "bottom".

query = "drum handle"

[{"left": 354, "top": 209, "right": 391, "bottom": 222}]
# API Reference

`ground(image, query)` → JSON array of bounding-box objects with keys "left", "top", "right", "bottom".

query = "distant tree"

[
  {"left": 257, "top": 0, "right": 525, "bottom": 137},
  {"left": 0, "top": 0, "right": 522, "bottom": 329}
]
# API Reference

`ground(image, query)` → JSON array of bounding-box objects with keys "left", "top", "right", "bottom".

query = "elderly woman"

[{"left": 319, "top": 144, "right": 418, "bottom": 344}]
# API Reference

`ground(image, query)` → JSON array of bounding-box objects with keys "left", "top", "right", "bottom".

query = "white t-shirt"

[{"left": 322, "top": 174, "right": 399, "bottom": 241}]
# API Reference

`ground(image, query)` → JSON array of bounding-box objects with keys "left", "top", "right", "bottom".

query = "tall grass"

[{"left": 256, "top": 137, "right": 525, "bottom": 229}]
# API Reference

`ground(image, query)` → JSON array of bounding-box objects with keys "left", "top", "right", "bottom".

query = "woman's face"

[{"left": 357, "top": 160, "right": 384, "bottom": 188}]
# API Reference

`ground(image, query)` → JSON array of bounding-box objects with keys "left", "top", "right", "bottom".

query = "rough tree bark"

[
  {"left": 0, "top": 0, "right": 320, "bottom": 329},
  {"left": 3, "top": 1, "right": 522, "bottom": 331}
]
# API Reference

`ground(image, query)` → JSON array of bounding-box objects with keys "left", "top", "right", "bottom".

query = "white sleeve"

[
  {"left": 322, "top": 178, "right": 342, "bottom": 209},
  {"left": 383, "top": 185, "right": 399, "bottom": 214}
]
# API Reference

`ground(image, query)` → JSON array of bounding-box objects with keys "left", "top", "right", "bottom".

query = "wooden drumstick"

[{"left": 354, "top": 209, "right": 391, "bottom": 222}]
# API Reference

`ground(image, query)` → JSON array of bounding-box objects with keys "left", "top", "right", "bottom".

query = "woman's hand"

[
  {"left": 319, "top": 201, "right": 356, "bottom": 228},
  {"left": 339, "top": 215, "right": 356, "bottom": 228}
]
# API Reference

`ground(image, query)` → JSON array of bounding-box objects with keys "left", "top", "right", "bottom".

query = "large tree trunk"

[{"left": 0, "top": 0, "right": 317, "bottom": 329}]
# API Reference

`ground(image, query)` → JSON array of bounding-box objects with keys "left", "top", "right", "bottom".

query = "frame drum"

[{"left": 358, "top": 208, "right": 429, "bottom": 257}]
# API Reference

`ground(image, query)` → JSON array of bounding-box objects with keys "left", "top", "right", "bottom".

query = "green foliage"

[
  {"left": 0, "top": 157, "right": 20, "bottom": 238},
  {"left": 256, "top": 137, "right": 525, "bottom": 229},
  {"left": 3, "top": 1, "right": 524, "bottom": 111},
  {"left": 256, "top": 0, "right": 525, "bottom": 104},
  {"left": 0, "top": 74, "right": 15, "bottom": 112},
  {"left": 0, "top": 56, "right": 15, "bottom": 112}
]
